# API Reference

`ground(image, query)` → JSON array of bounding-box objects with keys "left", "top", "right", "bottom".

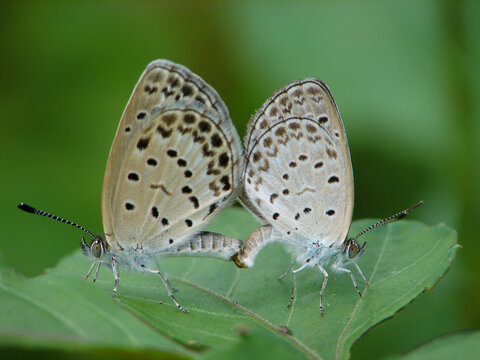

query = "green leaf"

[
  {"left": 384, "top": 330, "right": 480, "bottom": 360},
  {"left": 0, "top": 207, "right": 457, "bottom": 359}
]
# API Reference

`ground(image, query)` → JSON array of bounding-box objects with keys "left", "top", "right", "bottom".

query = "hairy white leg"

[
  {"left": 83, "top": 262, "right": 97, "bottom": 280},
  {"left": 143, "top": 266, "right": 188, "bottom": 313},
  {"left": 112, "top": 259, "right": 119, "bottom": 296},
  {"left": 93, "top": 263, "right": 102, "bottom": 283},
  {"left": 278, "top": 261, "right": 296, "bottom": 280},
  {"left": 317, "top": 264, "right": 329, "bottom": 316},
  {"left": 287, "top": 262, "right": 310, "bottom": 308},
  {"left": 354, "top": 262, "right": 369, "bottom": 286},
  {"left": 333, "top": 265, "right": 362, "bottom": 298}
]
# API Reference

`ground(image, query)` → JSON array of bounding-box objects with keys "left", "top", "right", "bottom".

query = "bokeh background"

[{"left": 1, "top": 1, "right": 478, "bottom": 359}]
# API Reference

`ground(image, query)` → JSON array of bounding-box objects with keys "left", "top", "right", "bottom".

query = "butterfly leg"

[
  {"left": 278, "top": 261, "right": 296, "bottom": 280},
  {"left": 143, "top": 267, "right": 188, "bottom": 313},
  {"left": 287, "top": 262, "right": 310, "bottom": 308},
  {"left": 153, "top": 261, "right": 178, "bottom": 293},
  {"left": 317, "top": 264, "right": 329, "bottom": 316},
  {"left": 287, "top": 271, "right": 296, "bottom": 308},
  {"left": 354, "top": 262, "right": 369, "bottom": 287},
  {"left": 333, "top": 265, "right": 362, "bottom": 298},
  {"left": 112, "top": 258, "right": 120, "bottom": 296},
  {"left": 93, "top": 263, "right": 102, "bottom": 283},
  {"left": 83, "top": 261, "right": 97, "bottom": 280}
]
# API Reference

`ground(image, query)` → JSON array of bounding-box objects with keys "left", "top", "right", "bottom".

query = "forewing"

[
  {"left": 102, "top": 60, "right": 242, "bottom": 252},
  {"left": 242, "top": 79, "right": 353, "bottom": 247}
]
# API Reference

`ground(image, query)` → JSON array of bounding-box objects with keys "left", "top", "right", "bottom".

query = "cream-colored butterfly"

[
  {"left": 19, "top": 60, "right": 243, "bottom": 312},
  {"left": 233, "top": 79, "right": 422, "bottom": 314}
]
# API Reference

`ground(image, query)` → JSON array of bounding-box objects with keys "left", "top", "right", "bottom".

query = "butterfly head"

[
  {"left": 81, "top": 235, "right": 109, "bottom": 260},
  {"left": 342, "top": 237, "right": 367, "bottom": 262}
]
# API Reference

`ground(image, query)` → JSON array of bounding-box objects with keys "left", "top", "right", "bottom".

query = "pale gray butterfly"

[
  {"left": 18, "top": 60, "right": 243, "bottom": 313},
  {"left": 233, "top": 78, "right": 422, "bottom": 314}
]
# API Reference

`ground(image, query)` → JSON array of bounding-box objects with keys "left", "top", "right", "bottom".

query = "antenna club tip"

[
  {"left": 409, "top": 200, "right": 424, "bottom": 211},
  {"left": 18, "top": 202, "right": 36, "bottom": 213}
]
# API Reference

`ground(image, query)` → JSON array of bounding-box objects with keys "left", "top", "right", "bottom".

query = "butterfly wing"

[
  {"left": 241, "top": 79, "right": 353, "bottom": 248},
  {"left": 102, "top": 60, "right": 242, "bottom": 253}
]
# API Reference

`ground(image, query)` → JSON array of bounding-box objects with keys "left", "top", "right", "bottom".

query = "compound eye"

[
  {"left": 348, "top": 243, "right": 359, "bottom": 259},
  {"left": 91, "top": 242, "right": 103, "bottom": 258}
]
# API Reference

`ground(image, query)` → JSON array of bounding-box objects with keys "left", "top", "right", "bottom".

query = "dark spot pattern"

[
  {"left": 318, "top": 115, "right": 328, "bottom": 124},
  {"left": 273, "top": 213, "right": 280, "bottom": 220},
  {"left": 152, "top": 207, "right": 159, "bottom": 218},
  {"left": 326, "top": 148, "right": 337, "bottom": 159},
  {"left": 326, "top": 209, "right": 335, "bottom": 216},
  {"left": 184, "top": 114, "right": 196, "bottom": 124},
  {"left": 218, "top": 153, "right": 229, "bottom": 167},
  {"left": 211, "top": 133, "right": 222, "bottom": 147},
  {"left": 208, "top": 203, "right": 217, "bottom": 216},
  {"left": 263, "top": 137, "right": 273, "bottom": 147},
  {"left": 184, "top": 170, "right": 192, "bottom": 178},
  {"left": 299, "top": 155, "right": 308, "bottom": 161},
  {"left": 177, "top": 159, "right": 187, "bottom": 167},
  {"left": 137, "top": 111, "right": 146, "bottom": 120},
  {"left": 182, "top": 186, "right": 192, "bottom": 194},
  {"left": 328, "top": 176, "right": 339, "bottom": 183},
  {"left": 270, "top": 193, "right": 278, "bottom": 204},
  {"left": 128, "top": 172, "right": 139, "bottom": 181},
  {"left": 125, "top": 203, "right": 134, "bottom": 210},
  {"left": 162, "top": 218, "right": 169, "bottom": 225},
  {"left": 195, "top": 95, "right": 205, "bottom": 104},
  {"left": 189, "top": 196, "right": 200, "bottom": 209},
  {"left": 147, "top": 158, "right": 158, "bottom": 166},
  {"left": 157, "top": 125, "right": 172, "bottom": 138},
  {"left": 220, "top": 175, "right": 231, "bottom": 191},
  {"left": 167, "top": 149, "right": 177, "bottom": 157},
  {"left": 125, "top": 126, "right": 131, "bottom": 133},
  {"left": 181, "top": 85, "right": 194, "bottom": 97},
  {"left": 202, "top": 144, "right": 215, "bottom": 157},
  {"left": 283, "top": 173, "right": 289, "bottom": 180},
  {"left": 253, "top": 152, "right": 262, "bottom": 162},
  {"left": 144, "top": 85, "right": 157, "bottom": 94},
  {"left": 306, "top": 124, "right": 317, "bottom": 133},
  {"left": 304, "top": 208, "right": 311, "bottom": 214},
  {"left": 282, "top": 189, "right": 289, "bottom": 195},
  {"left": 192, "top": 130, "right": 206, "bottom": 143},
  {"left": 295, "top": 213, "right": 300, "bottom": 220},
  {"left": 199, "top": 121, "right": 211, "bottom": 133},
  {"left": 288, "top": 122, "right": 300, "bottom": 130},
  {"left": 162, "top": 114, "right": 177, "bottom": 126},
  {"left": 314, "top": 161, "right": 324, "bottom": 169},
  {"left": 137, "top": 137, "right": 150, "bottom": 150},
  {"left": 169, "top": 239, "right": 174, "bottom": 244},
  {"left": 275, "top": 127, "right": 286, "bottom": 137},
  {"left": 289, "top": 161, "right": 297, "bottom": 168},
  {"left": 185, "top": 219, "right": 193, "bottom": 227}
]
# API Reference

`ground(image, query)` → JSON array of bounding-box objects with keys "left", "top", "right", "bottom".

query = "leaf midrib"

[{"left": 170, "top": 274, "right": 323, "bottom": 360}]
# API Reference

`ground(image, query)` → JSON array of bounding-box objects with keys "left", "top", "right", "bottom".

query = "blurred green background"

[{"left": 1, "top": 0, "right": 478, "bottom": 359}]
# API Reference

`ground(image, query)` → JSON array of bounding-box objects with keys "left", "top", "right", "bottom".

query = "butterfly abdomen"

[{"left": 160, "top": 231, "right": 242, "bottom": 260}]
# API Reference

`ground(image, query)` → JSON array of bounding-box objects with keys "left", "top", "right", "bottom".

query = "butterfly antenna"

[
  {"left": 351, "top": 201, "right": 424, "bottom": 243},
  {"left": 18, "top": 202, "right": 96, "bottom": 239}
]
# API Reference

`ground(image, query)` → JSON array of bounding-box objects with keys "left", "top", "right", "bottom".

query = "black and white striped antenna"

[
  {"left": 350, "top": 200, "right": 424, "bottom": 243},
  {"left": 18, "top": 202, "right": 96, "bottom": 239}
]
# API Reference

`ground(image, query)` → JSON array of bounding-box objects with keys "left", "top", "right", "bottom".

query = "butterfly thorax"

[
  {"left": 298, "top": 240, "right": 344, "bottom": 267},
  {"left": 81, "top": 234, "right": 156, "bottom": 272}
]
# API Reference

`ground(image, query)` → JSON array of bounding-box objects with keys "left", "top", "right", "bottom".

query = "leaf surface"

[{"left": 0, "top": 207, "right": 458, "bottom": 359}]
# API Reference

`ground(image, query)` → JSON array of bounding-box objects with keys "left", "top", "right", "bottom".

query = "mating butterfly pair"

[{"left": 19, "top": 60, "right": 421, "bottom": 314}]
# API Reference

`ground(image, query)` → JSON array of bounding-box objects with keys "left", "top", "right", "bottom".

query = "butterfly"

[
  {"left": 232, "top": 78, "right": 422, "bottom": 314},
  {"left": 18, "top": 60, "right": 243, "bottom": 313}
]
